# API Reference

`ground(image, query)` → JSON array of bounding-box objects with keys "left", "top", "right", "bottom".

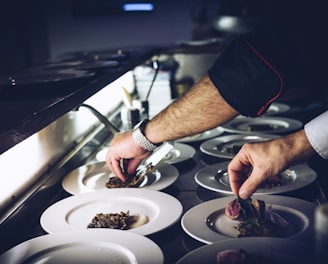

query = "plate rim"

[
  {"left": 176, "top": 127, "right": 224, "bottom": 143},
  {"left": 200, "top": 133, "right": 280, "bottom": 159},
  {"left": 221, "top": 116, "right": 303, "bottom": 134}
]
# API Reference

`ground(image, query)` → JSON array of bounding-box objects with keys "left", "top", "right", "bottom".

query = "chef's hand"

[
  {"left": 228, "top": 139, "right": 288, "bottom": 200},
  {"left": 106, "top": 131, "right": 152, "bottom": 181},
  {"left": 228, "top": 129, "right": 315, "bottom": 200}
]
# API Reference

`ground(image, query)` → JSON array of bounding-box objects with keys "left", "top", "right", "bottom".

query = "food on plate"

[
  {"left": 225, "top": 198, "right": 265, "bottom": 221},
  {"left": 225, "top": 197, "right": 298, "bottom": 238},
  {"left": 216, "top": 249, "right": 270, "bottom": 264},
  {"left": 217, "top": 143, "right": 242, "bottom": 154},
  {"left": 106, "top": 164, "right": 154, "bottom": 188},
  {"left": 87, "top": 211, "right": 149, "bottom": 229},
  {"left": 106, "top": 174, "right": 141, "bottom": 188}
]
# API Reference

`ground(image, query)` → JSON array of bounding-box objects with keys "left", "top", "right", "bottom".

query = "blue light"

[{"left": 123, "top": 3, "right": 154, "bottom": 12}]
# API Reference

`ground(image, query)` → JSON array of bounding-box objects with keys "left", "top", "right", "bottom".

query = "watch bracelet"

[{"left": 132, "top": 127, "right": 159, "bottom": 151}]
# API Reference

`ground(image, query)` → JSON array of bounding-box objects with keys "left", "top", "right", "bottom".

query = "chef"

[{"left": 106, "top": 0, "right": 328, "bottom": 183}]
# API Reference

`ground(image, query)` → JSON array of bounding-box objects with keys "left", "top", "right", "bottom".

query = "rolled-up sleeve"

[
  {"left": 208, "top": 33, "right": 284, "bottom": 117},
  {"left": 304, "top": 111, "right": 328, "bottom": 159},
  {"left": 208, "top": 17, "right": 328, "bottom": 117}
]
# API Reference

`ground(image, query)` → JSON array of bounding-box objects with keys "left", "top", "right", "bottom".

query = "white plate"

[
  {"left": 40, "top": 188, "right": 183, "bottom": 236},
  {"left": 181, "top": 195, "right": 315, "bottom": 244},
  {"left": 177, "top": 237, "right": 313, "bottom": 264},
  {"left": 62, "top": 161, "right": 179, "bottom": 195},
  {"left": 221, "top": 116, "right": 303, "bottom": 134},
  {"left": 176, "top": 127, "right": 225, "bottom": 143},
  {"left": 195, "top": 161, "right": 317, "bottom": 195},
  {"left": 95, "top": 143, "right": 196, "bottom": 164},
  {"left": 200, "top": 134, "right": 280, "bottom": 159},
  {"left": 263, "top": 102, "right": 291, "bottom": 116},
  {"left": 0, "top": 229, "right": 163, "bottom": 264}
]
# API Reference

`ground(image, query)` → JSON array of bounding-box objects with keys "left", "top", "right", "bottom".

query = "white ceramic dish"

[
  {"left": 176, "top": 127, "right": 224, "bottom": 143},
  {"left": 177, "top": 237, "right": 313, "bottom": 264},
  {"left": 40, "top": 188, "right": 183, "bottom": 236},
  {"left": 200, "top": 134, "right": 280, "bottom": 159},
  {"left": 0, "top": 229, "right": 163, "bottom": 264},
  {"left": 195, "top": 161, "right": 317, "bottom": 195},
  {"left": 181, "top": 195, "right": 315, "bottom": 244},
  {"left": 221, "top": 116, "right": 303, "bottom": 134},
  {"left": 62, "top": 161, "right": 179, "bottom": 195},
  {"left": 95, "top": 143, "right": 195, "bottom": 164}
]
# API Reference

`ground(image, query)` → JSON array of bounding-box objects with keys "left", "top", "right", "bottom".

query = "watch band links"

[{"left": 132, "top": 126, "right": 159, "bottom": 151}]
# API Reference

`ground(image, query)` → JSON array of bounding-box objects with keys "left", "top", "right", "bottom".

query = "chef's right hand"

[
  {"left": 106, "top": 131, "right": 152, "bottom": 181},
  {"left": 227, "top": 139, "right": 289, "bottom": 200}
]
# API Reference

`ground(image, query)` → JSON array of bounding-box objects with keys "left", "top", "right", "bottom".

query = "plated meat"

[
  {"left": 225, "top": 197, "right": 297, "bottom": 238},
  {"left": 225, "top": 198, "right": 265, "bottom": 221}
]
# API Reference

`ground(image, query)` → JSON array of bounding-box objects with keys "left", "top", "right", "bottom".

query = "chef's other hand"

[
  {"left": 228, "top": 139, "right": 289, "bottom": 200},
  {"left": 106, "top": 131, "right": 151, "bottom": 181},
  {"left": 228, "top": 130, "right": 315, "bottom": 200}
]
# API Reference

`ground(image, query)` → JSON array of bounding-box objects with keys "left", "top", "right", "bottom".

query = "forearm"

[{"left": 144, "top": 75, "right": 239, "bottom": 144}]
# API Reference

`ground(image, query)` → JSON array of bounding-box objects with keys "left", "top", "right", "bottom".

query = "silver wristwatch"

[{"left": 132, "top": 119, "right": 162, "bottom": 151}]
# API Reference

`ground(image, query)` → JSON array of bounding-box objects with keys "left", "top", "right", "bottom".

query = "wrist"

[{"left": 132, "top": 119, "right": 162, "bottom": 151}]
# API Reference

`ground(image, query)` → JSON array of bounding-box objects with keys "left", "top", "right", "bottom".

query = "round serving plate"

[
  {"left": 177, "top": 237, "right": 313, "bottom": 264},
  {"left": 0, "top": 229, "right": 164, "bottom": 264},
  {"left": 195, "top": 161, "right": 317, "bottom": 195},
  {"left": 181, "top": 195, "right": 315, "bottom": 244},
  {"left": 40, "top": 188, "right": 183, "bottom": 236},
  {"left": 62, "top": 161, "right": 179, "bottom": 195}
]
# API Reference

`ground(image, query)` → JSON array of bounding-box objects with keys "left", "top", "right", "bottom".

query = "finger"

[
  {"left": 110, "top": 157, "right": 126, "bottom": 182},
  {"left": 122, "top": 159, "right": 130, "bottom": 174},
  {"left": 238, "top": 169, "right": 265, "bottom": 199},
  {"left": 228, "top": 166, "right": 251, "bottom": 196},
  {"left": 228, "top": 157, "right": 252, "bottom": 195}
]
